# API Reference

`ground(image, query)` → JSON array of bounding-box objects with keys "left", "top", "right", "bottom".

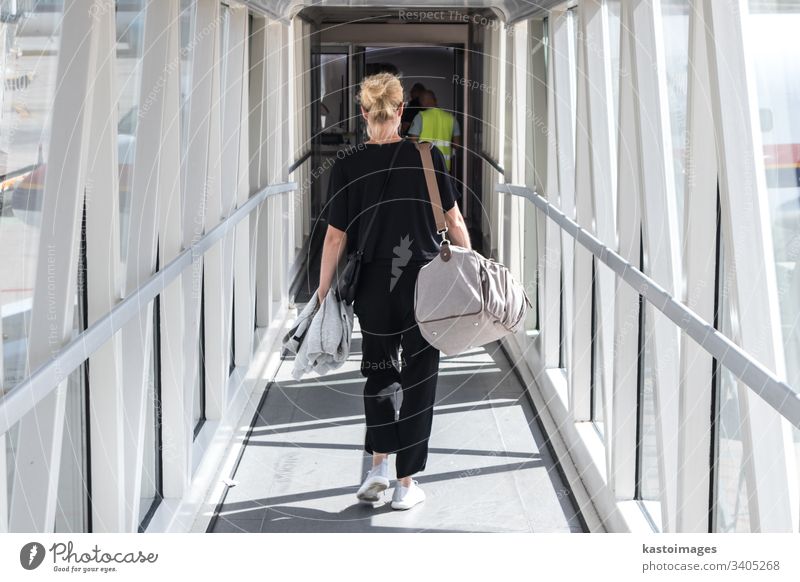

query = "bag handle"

[
  {"left": 357, "top": 138, "right": 404, "bottom": 260},
  {"left": 414, "top": 142, "right": 448, "bottom": 238}
]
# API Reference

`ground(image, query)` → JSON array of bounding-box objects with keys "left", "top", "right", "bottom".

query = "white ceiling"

[{"left": 242, "top": 0, "right": 566, "bottom": 24}]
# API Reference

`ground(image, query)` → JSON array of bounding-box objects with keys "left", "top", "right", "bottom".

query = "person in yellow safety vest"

[{"left": 407, "top": 90, "right": 461, "bottom": 173}]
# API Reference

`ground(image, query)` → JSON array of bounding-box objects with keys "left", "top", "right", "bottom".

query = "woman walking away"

[{"left": 317, "top": 72, "right": 471, "bottom": 510}]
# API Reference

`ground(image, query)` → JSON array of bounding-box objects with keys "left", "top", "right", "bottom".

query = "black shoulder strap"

[{"left": 357, "top": 139, "right": 404, "bottom": 260}]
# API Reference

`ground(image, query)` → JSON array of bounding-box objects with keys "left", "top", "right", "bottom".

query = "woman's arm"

[
  {"left": 318, "top": 224, "right": 348, "bottom": 303},
  {"left": 444, "top": 203, "right": 471, "bottom": 249}
]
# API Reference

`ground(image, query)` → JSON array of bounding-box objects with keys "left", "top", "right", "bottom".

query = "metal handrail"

[
  {"left": 478, "top": 151, "right": 505, "bottom": 176},
  {"left": 288, "top": 150, "right": 312, "bottom": 174},
  {"left": 0, "top": 163, "right": 38, "bottom": 185},
  {"left": 0, "top": 181, "right": 297, "bottom": 435},
  {"left": 497, "top": 182, "right": 800, "bottom": 430}
]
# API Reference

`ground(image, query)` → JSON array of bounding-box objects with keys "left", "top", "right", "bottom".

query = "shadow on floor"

[{"left": 207, "top": 318, "right": 586, "bottom": 533}]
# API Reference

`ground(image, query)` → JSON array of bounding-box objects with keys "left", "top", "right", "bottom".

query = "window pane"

[
  {"left": 179, "top": 0, "right": 195, "bottom": 207},
  {"left": 219, "top": 3, "right": 229, "bottom": 112},
  {"left": 0, "top": 0, "right": 64, "bottom": 388},
  {"left": 0, "top": 410, "right": 106, "bottom": 528},
  {"left": 638, "top": 303, "right": 660, "bottom": 501},
  {"left": 569, "top": 8, "right": 578, "bottom": 123},
  {"left": 229, "top": 282, "right": 235, "bottom": 375},
  {"left": 139, "top": 298, "right": 162, "bottom": 530},
  {"left": 4, "top": 268, "right": 85, "bottom": 533},
  {"left": 559, "top": 270, "right": 565, "bottom": 368},
  {"left": 713, "top": 239, "right": 751, "bottom": 532},
  {"left": 56, "top": 224, "right": 89, "bottom": 532},
  {"left": 4, "top": 423, "right": 17, "bottom": 525},
  {"left": 116, "top": 0, "right": 146, "bottom": 270},
  {"left": 661, "top": 0, "right": 690, "bottom": 241},
  {"left": 194, "top": 269, "right": 205, "bottom": 438},
  {"left": 607, "top": 0, "right": 621, "bottom": 128},
  {"left": 54, "top": 365, "right": 89, "bottom": 533},
  {"left": 591, "top": 263, "right": 603, "bottom": 431},
  {"left": 747, "top": 0, "right": 800, "bottom": 515}
]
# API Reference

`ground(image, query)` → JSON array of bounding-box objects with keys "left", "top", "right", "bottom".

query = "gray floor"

[{"left": 209, "top": 319, "right": 585, "bottom": 533}]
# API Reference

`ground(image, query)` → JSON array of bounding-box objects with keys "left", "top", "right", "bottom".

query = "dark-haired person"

[{"left": 400, "top": 82, "right": 426, "bottom": 137}]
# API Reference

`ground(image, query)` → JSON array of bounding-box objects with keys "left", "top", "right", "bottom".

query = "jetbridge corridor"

[{"left": 0, "top": 0, "right": 799, "bottom": 535}]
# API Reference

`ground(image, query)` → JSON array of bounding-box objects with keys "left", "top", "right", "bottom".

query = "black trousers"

[{"left": 353, "top": 259, "right": 440, "bottom": 479}]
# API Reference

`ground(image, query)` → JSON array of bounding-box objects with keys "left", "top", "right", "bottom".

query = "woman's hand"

[{"left": 318, "top": 225, "right": 347, "bottom": 303}]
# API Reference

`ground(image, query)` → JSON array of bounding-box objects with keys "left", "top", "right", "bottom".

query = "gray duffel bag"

[{"left": 412, "top": 143, "right": 532, "bottom": 356}]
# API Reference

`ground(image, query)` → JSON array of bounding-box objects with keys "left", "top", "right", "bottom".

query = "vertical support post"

[
  {"left": 290, "top": 19, "right": 304, "bottom": 252},
  {"left": 266, "top": 21, "right": 285, "bottom": 315},
  {"left": 252, "top": 17, "right": 271, "bottom": 327},
  {"left": 572, "top": 4, "right": 594, "bottom": 421},
  {"left": 628, "top": 0, "right": 682, "bottom": 532},
  {"left": 302, "top": 21, "right": 312, "bottom": 240},
  {"left": 507, "top": 21, "right": 527, "bottom": 282},
  {"left": 84, "top": 0, "right": 126, "bottom": 532},
  {"left": 676, "top": 0, "right": 717, "bottom": 533},
  {"left": 526, "top": 19, "right": 548, "bottom": 332},
  {"left": 610, "top": 0, "right": 643, "bottom": 503},
  {"left": 232, "top": 6, "right": 254, "bottom": 365},
  {"left": 579, "top": 0, "right": 619, "bottom": 468},
  {"left": 180, "top": 0, "right": 218, "bottom": 449},
  {"left": 158, "top": 0, "right": 190, "bottom": 501},
  {"left": 249, "top": 15, "right": 266, "bottom": 332},
  {"left": 280, "top": 24, "right": 294, "bottom": 266},
  {"left": 202, "top": 0, "right": 226, "bottom": 421},
  {"left": 550, "top": 9, "right": 577, "bottom": 388},
  {"left": 542, "top": 14, "right": 564, "bottom": 369}
]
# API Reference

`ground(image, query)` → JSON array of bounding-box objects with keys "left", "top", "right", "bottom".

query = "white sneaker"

[
  {"left": 356, "top": 460, "right": 390, "bottom": 502},
  {"left": 391, "top": 479, "right": 426, "bottom": 510}
]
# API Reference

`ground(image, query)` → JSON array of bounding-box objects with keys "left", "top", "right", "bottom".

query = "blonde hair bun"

[{"left": 360, "top": 72, "right": 404, "bottom": 124}]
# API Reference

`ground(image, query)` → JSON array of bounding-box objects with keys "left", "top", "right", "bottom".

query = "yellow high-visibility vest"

[{"left": 418, "top": 107, "right": 455, "bottom": 171}]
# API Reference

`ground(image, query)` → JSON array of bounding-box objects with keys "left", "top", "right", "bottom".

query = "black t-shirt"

[{"left": 324, "top": 139, "right": 458, "bottom": 262}]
